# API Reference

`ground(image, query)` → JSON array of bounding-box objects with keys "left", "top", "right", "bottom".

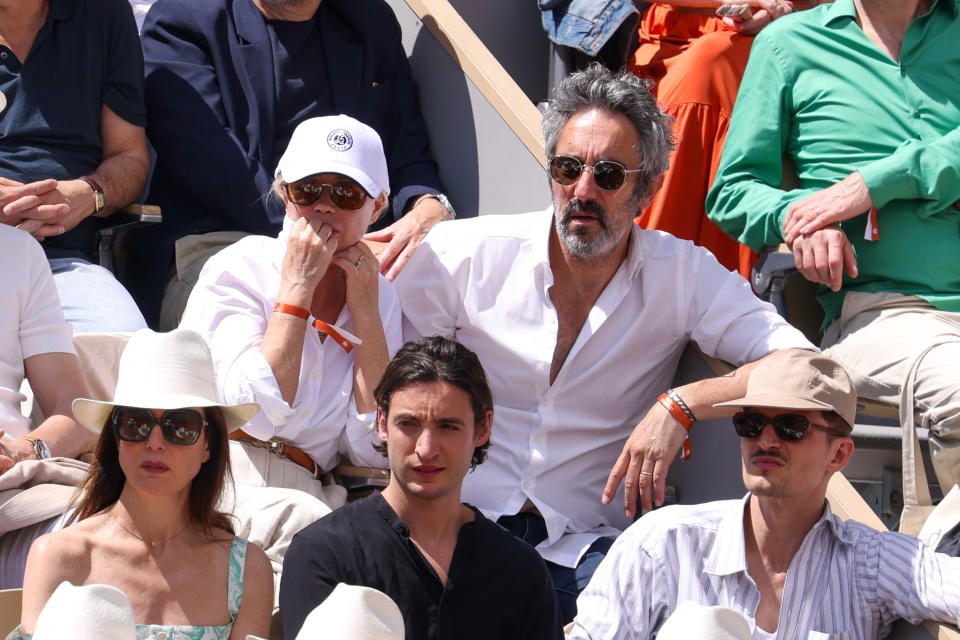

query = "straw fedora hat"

[
  {"left": 32, "top": 581, "right": 136, "bottom": 640},
  {"left": 656, "top": 602, "right": 752, "bottom": 640},
  {"left": 246, "top": 583, "right": 404, "bottom": 640},
  {"left": 72, "top": 328, "right": 258, "bottom": 434}
]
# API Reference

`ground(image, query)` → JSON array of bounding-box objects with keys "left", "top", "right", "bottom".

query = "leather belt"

[{"left": 229, "top": 430, "right": 321, "bottom": 479}]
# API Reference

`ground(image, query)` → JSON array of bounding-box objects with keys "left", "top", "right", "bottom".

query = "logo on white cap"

[{"left": 327, "top": 129, "right": 354, "bottom": 152}]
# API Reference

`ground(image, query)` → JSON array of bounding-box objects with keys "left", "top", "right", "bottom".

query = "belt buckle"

[{"left": 268, "top": 439, "right": 287, "bottom": 457}]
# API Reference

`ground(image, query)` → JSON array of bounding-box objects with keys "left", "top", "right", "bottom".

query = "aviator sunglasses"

[
  {"left": 548, "top": 155, "right": 645, "bottom": 191},
  {"left": 111, "top": 407, "right": 208, "bottom": 446},
  {"left": 284, "top": 176, "right": 368, "bottom": 209},
  {"left": 732, "top": 411, "right": 843, "bottom": 442}
]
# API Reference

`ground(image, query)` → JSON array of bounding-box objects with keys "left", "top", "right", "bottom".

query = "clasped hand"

[{"left": 1, "top": 177, "right": 91, "bottom": 240}]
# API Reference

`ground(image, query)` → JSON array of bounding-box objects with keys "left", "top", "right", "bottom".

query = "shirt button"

[
  {"left": 532, "top": 434, "right": 543, "bottom": 443},
  {"left": 313, "top": 371, "right": 319, "bottom": 378},
  {"left": 523, "top": 480, "right": 532, "bottom": 490},
  {"left": 0, "top": 51, "right": 7, "bottom": 59},
  {"left": 913, "top": 108, "right": 921, "bottom": 118}
]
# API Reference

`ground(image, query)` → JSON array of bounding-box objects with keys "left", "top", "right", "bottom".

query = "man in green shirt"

[{"left": 706, "top": 0, "right": 960, "bottom": 490}]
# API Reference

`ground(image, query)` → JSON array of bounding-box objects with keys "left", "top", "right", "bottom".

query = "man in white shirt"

[
  {"left": 393, "top": 64, "right": 814, "bottom": 621},
  {"left": 569, "top": 350, "right": 960, "bottom": 640}
]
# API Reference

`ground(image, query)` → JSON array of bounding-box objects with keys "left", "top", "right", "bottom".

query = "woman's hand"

[
  {"left": 278, "top": 217, "right": 339, "bottom": 306},
  {"left": 332, "top": 241, "right": 380, "bottom": 318}
]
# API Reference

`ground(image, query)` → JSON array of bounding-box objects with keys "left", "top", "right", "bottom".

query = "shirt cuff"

[
  {"left": 223, "top": 349, "right": 295, "bottom": 440},
  {"left": 857, "top": 143, "right": 918, "bottom": 209},
  {"left": 340, "top": 398, "right": 388, "bottom": 468},
  {"left": 393, "top": 184, "right": 444, "bottom": 220}
]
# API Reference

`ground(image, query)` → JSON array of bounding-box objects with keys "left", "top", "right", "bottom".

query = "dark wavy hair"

[
  {"left": 542, "top": 63, "right": 675, "bottom": 202},
  {"left": 373, "top": 336, "right": 493, "bottom": 470},
  {"left": 68, "top": 407, "right": 234, "bottom": 538}
]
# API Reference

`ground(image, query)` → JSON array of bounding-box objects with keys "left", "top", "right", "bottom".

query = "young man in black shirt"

[{"left": 280, "top": 336, "right": 563, "bottom": 640}]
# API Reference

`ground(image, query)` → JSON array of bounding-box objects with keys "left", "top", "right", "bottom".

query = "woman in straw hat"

[
  {"left": 13, "top": 328, "right": 273, "bottom": 640},
  {"left": 179, "top": 114, "right": 403, "bottom": 512}
]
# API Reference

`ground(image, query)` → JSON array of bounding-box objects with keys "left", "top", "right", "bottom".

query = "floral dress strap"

[{"left": 226, "top": 536, "right": 248, "bottom": 620}]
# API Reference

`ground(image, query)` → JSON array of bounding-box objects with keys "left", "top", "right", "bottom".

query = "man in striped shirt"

[{"left": 569, "top": 350, "right": 960, "bottom": 640}]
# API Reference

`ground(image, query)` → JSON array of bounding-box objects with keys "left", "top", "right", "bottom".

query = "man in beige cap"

[{"left": 568, "top": 350, "right": 960, "bottom": 640}]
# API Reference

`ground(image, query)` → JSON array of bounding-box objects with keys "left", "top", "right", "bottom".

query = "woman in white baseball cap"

[
  {"left": 179, "top": 115, "right": 402, "bottom": 523},
  {"left": 13, "top": 328, "right": 273, "bottom": 640}
]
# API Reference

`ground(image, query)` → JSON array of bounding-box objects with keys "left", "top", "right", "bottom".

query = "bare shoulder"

[
  {"left": 20, "top": 517, "right": 105, "bottom": 632},
  {"left": 229, "top": 538, "right": 273, "bottom": 640}
]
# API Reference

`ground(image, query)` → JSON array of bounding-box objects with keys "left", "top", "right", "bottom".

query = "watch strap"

[
  {"left": 79, "top": 176, "right": 105, "bottom": 215},
  {"left": 22, "top": 436, "right": 52, "bottom": 460}
]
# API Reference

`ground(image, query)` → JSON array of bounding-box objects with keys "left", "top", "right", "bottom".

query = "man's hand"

[
  {"left": 363, "top": 196, "right": 450, "bottom": 281},
  {"left": 782, "top": 172, "right": 873, "bottom": 244},
  {"left": 0, "top": 430, "right": 37, "bottom": 474},
  {"left": 791, "top": 225, "right": 858, "bottom": 291},
  {"left": 2, "top": 179, "right": 96, "bottom": 240},
  {"left": 0, "top": 178, "right": 61, "bottom": 230},
  {"left": 602, "top": 402, "right": 688, "bottom": 518},
  {"left": 722, "top": 0, "right": 793, "bottom": 36}
]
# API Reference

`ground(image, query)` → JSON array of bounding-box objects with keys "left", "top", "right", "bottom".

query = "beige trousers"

[
  {"left": 822, "top": 291, "right": 960, "bottom": 490},
  {"left": 159, "top": 231, "right": 249, "bottom": 331},
  {"left": 221, "top": 441, "right": 347, "bottom": 604}
]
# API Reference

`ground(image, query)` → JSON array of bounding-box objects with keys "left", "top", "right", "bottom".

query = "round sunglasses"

[
  {"left": 284, "top": 176, "right": 368, "bottom": 209},
  {"left": 111, "top": 407, "right": 208, "bottom": 446},
  {"left": 548, "top": 155, "right": 645, "bottom": 191},
  {"left": 732, "top": 412, "right": 844, "bottom": 442}
]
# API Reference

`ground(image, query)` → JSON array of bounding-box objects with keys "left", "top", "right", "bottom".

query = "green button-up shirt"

[{"left": 707, "top": 0, "right": 960, "bottom": 327}]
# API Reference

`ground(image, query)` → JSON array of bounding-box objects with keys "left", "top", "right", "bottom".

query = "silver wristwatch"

[
  {"left": 23, "top": 436, "right": 52, "bottom": 460},
  {"left": 420, "top": 193, "right": 456, "bottom": 220}
]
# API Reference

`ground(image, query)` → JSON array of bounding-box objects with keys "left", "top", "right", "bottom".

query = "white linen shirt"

[
  {"left": 569, "top": 495, "right": 960, "bottom": 640},
  {"left": 180, "top": 218, "right": 403, "bottom": 472},
  {"left": 0, "top": 226, "right": 75, "bottom": 437},
  {"left": 393, "top": 209, "right": 813, "bottom": 567}
]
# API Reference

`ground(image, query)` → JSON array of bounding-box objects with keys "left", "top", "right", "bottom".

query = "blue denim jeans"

[
  {"left": 498, "top": 512, "right": 614, "bottom": 624},
  {"left": 49, "top": 258, "right": 147, "bottom": 333}
]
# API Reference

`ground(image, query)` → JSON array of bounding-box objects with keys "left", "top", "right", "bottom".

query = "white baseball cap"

[{"left": 276, "top": 115, "right": 390, "bottom": 198}]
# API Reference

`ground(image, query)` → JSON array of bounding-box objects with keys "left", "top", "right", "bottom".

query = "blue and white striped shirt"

[{"left": 569, "top": 495, "right": 960, "bottom": 640}]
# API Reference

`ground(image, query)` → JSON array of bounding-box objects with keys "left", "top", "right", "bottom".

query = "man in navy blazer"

[{"left": 127, "top": 0, "right": 450, "bottom": 326}]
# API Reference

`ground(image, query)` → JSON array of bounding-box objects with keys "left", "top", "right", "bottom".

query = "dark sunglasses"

[
  {"left": 284, "top": 176, "right": 368, "bottom": 209},
  {"left": 111, "top": 407, "right": 208, "bottom": 446},
  {"left": 732, "top": 412, "right": 842, "bottom": 442},
  {"left": 548, "top": 155, "right": 644, "bottom": 191}
]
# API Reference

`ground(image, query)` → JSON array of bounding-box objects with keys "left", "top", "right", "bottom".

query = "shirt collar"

[
  {"left": 823, "top": 0, "right": 858, "bottom": 26},
  {"left": 824, "top": 0, "right": 956, "bottom": 25},
  {"left": 532, "top": 206, "right": 646, "bottom": 281},
  {"left": 705, "top": 494, "right": 848, "bottom": 576}
]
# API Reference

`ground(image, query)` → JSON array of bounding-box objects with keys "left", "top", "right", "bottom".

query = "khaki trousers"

[{"left": 822, "top": 291, "right": 960, "bottom": 490}]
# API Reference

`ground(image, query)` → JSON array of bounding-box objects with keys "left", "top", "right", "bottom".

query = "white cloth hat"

[
  {"left": 276, "top": 115, "right": 390, "bottom": 198},
  {"left": 72, "top": 328, "right": 259, "bottom": 434},
  {"left": 32, "top": 582, "right": 136, "bottom": 640},
  {"left": 656, "top": 602, "right": 752, "bottom": 640},
  {"left": 295, "top": 583, "right": 404, "bottom": 640}
]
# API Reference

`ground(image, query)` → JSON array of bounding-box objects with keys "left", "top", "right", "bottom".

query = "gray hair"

[{"left": 542, "top": 64, "right": 674, "bottom": 200}]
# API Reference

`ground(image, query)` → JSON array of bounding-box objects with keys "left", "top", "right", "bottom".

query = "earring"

[{"left": 202, "top": 454, "right": 210, "bottom": 462}]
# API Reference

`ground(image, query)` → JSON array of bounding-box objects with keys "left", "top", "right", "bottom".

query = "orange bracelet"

[
  {"left": 273, "top": 302, "right": 309, "bottom": 320},
  {"left": 657, "top": 393, "right": 693, "bottom": 461}
]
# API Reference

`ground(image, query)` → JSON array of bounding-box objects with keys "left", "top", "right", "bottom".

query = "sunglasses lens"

[
  {"left": 771, "top": 414, "right": 810, "bottom": 441},
  {"left": 159, "top": 410, "right": 205, "bottom": 445},
  {"left": 113, "top": 407, "right": 155, "bottom": 442},
  {"left": 330, "top": 182, "right": 368, "bottom": 210},
  {"left": 732, "top": 412, "right": 765, "bottom": 439},
  {"left": 592, "top": 161, "right": 627, "bottom": 191},
  {"left": 286, "top": 179, "right": 321, "bottom": 205},
  {"left": 549, "top": 156, "right": 583, "bottom": 185}
]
